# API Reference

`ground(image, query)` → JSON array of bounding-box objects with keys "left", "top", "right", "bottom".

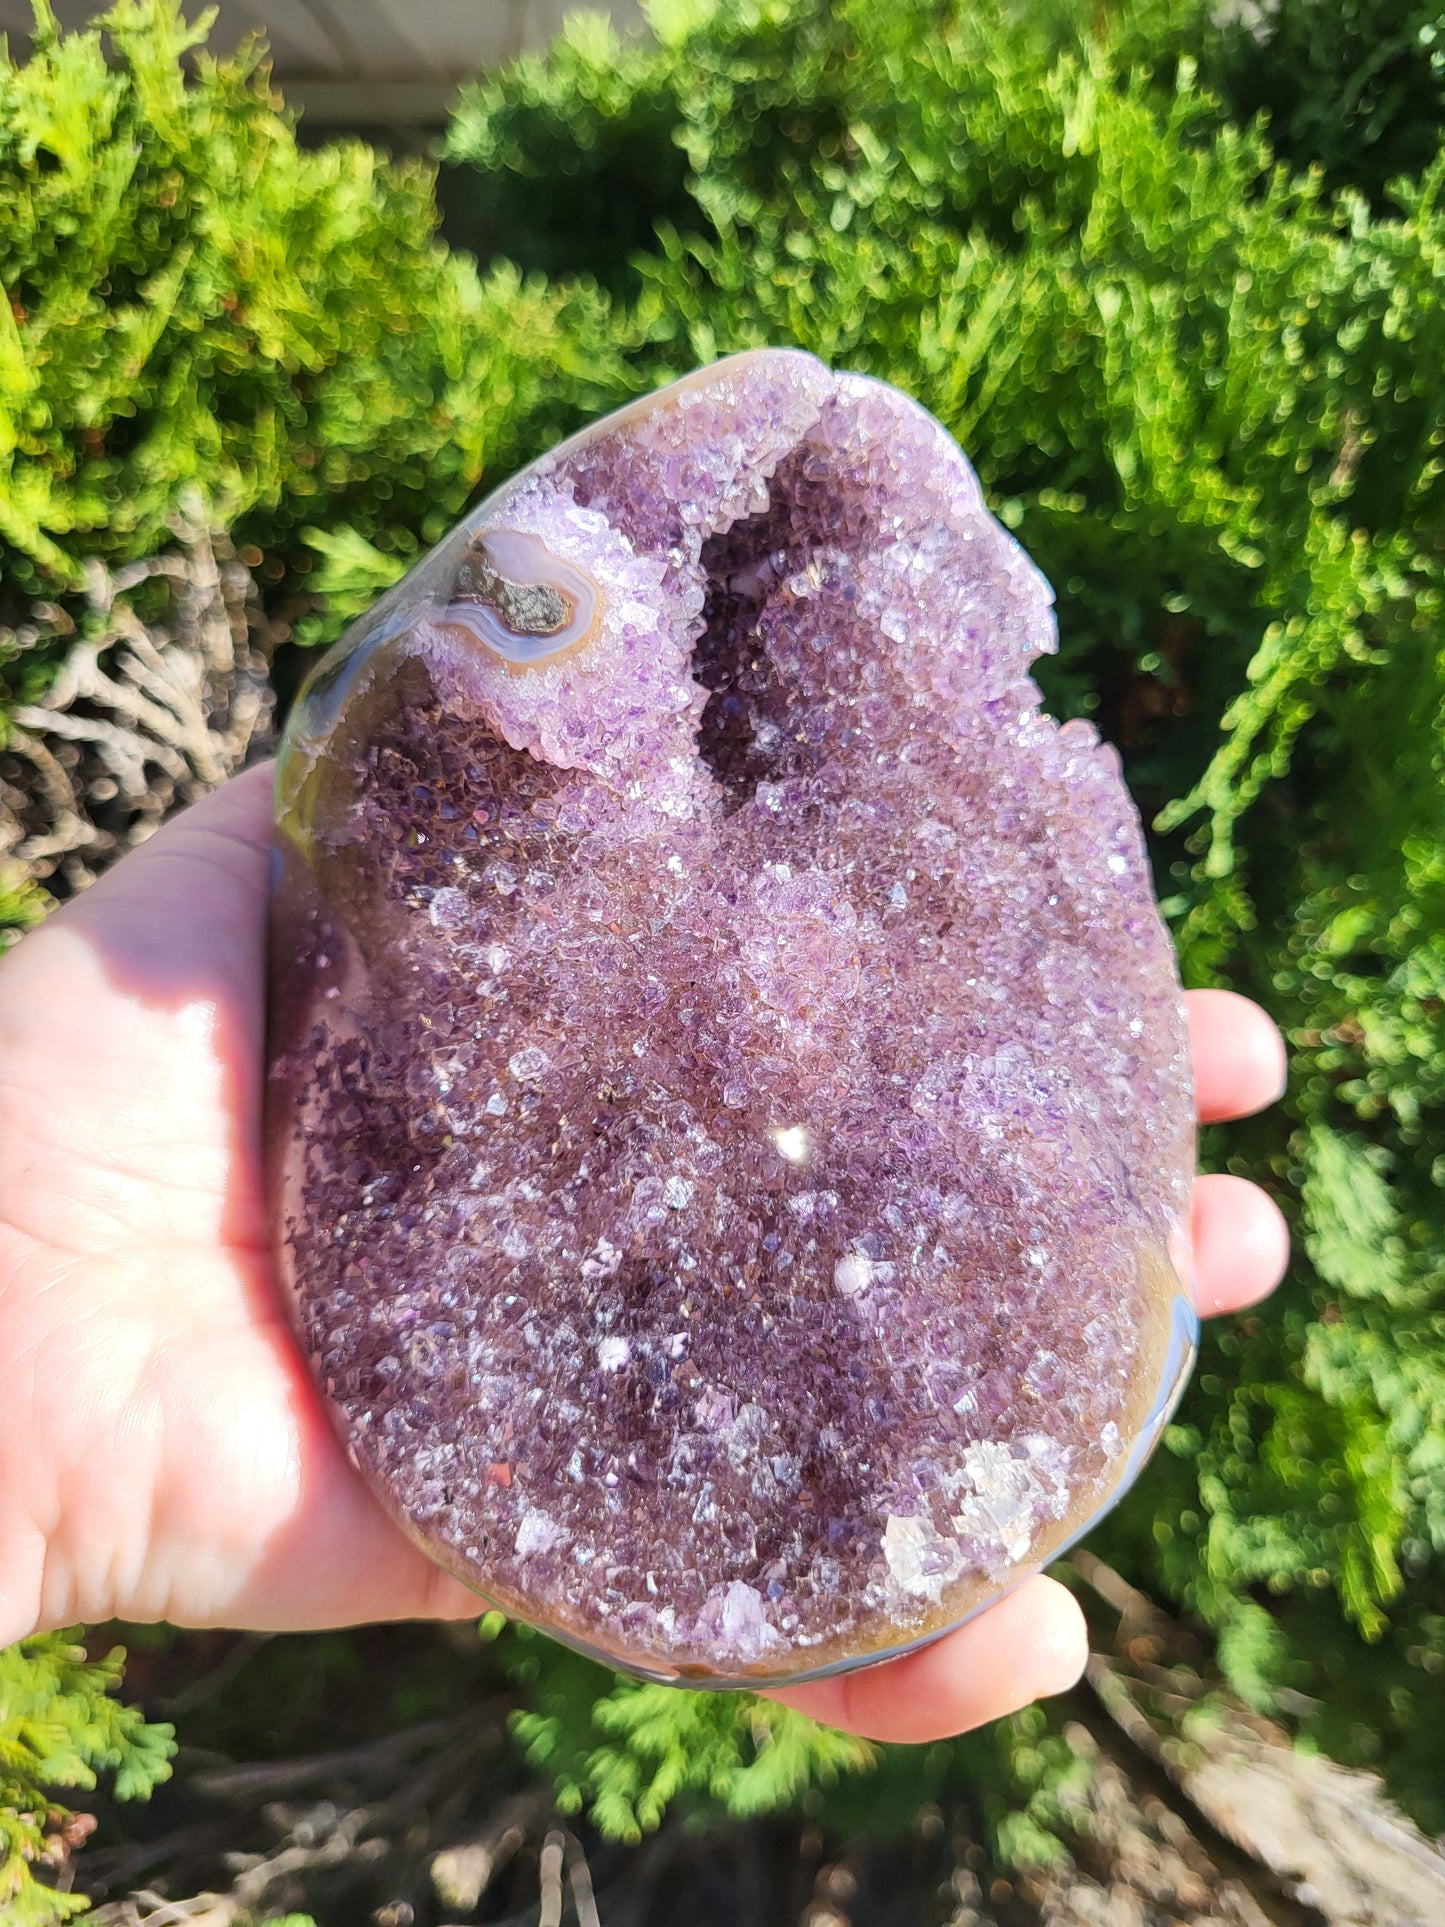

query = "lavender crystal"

[{"left": 267, "top": 351, "right": 1195, "bottom": 1685}]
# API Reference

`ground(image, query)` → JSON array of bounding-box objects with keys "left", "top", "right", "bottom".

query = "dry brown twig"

[
  {"left": 429, "top": 1787, "right": 550, "bottom": 1915},
  {"left": 538, "top": 1829, "right": 566, "bottom": 1927},
  {"left": 1055, "top": 1551, "right": 1445, "bottom": 1927},
  {"left": 83, "top": 1714, "right": 562, "bottom": 1927},
  {"left": 564, "top": 1829, "right": 603, "bottom": 1927},
  {"left": 0, "top": 497, "right": 274, "bottom": 937}
]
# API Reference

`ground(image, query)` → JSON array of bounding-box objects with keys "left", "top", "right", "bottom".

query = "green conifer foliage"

[
  {"left": 0, "top": 1632, "right": 173, "bottom": 1926},
  {"left": 0, "top": 0, "right": 631, "bottom": 667},
  {"left": 1194, "top": 0, "right": 1445, "bottom": 208},
  {"left": 498, "top": 1624, "right": 874, "bottom": 1844}
]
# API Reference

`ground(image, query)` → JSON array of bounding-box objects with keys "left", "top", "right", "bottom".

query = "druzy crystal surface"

[{"left": 268, "top": 351, "right": 1195, "bottom": 1685}]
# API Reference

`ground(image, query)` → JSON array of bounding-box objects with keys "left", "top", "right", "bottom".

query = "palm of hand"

[{"left": 0, "top": 767, "right": 1288, "bottom": 1742}]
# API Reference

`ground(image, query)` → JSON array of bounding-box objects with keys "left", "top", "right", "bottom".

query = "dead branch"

[
  {"left": 1054, "top": 1552, "right": 1445, "bottom": 1927},
  {"left": 429, "top": 1787, "right": 552, "bottom": 1913},
  {"left": 538, "top": 1828, "right": 566, "bottom": 1927},
  {"left": 1, "top": 501, "right": 274, "bottom": 934},
  {"left": 565, "top": 1829, "right": 603, "bottom": 1927}
]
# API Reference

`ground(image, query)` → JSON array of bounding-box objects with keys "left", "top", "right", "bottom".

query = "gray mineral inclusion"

[{"left": 267, "top": 350, "right": 1196, "bottom": 1686}]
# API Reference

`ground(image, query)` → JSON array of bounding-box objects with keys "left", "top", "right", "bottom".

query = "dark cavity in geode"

[{"left": 267, "top": 350, "right": 1196, "bottom": 1686}]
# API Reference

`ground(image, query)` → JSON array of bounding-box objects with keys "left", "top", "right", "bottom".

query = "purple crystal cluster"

[{"left": 268, "top": 351, "right": 1195, "bottom": 1685}]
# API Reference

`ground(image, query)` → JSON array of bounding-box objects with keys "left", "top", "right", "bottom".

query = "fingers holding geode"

[
  {"left": 1191, "top": 1172, "right": 1290, "bottom": 1316},
  {"left": 1178, "top": 988, "right": 1290, "bottom": 1316},
  {"left": 1187, "top": 988, "right": 1288, "bottom": 1123},
  {"left": 768, "top": 1574, "right": 1088, "bottom": 1744}
]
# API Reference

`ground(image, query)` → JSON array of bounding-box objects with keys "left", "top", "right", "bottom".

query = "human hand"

[{"left": 0, "top": 767, "right": 1288, "bottom": 1739}]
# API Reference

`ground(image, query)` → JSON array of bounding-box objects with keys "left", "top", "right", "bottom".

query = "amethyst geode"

[{"left": 268, "top": 350, "right": 1195, "bottom": 1685}]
